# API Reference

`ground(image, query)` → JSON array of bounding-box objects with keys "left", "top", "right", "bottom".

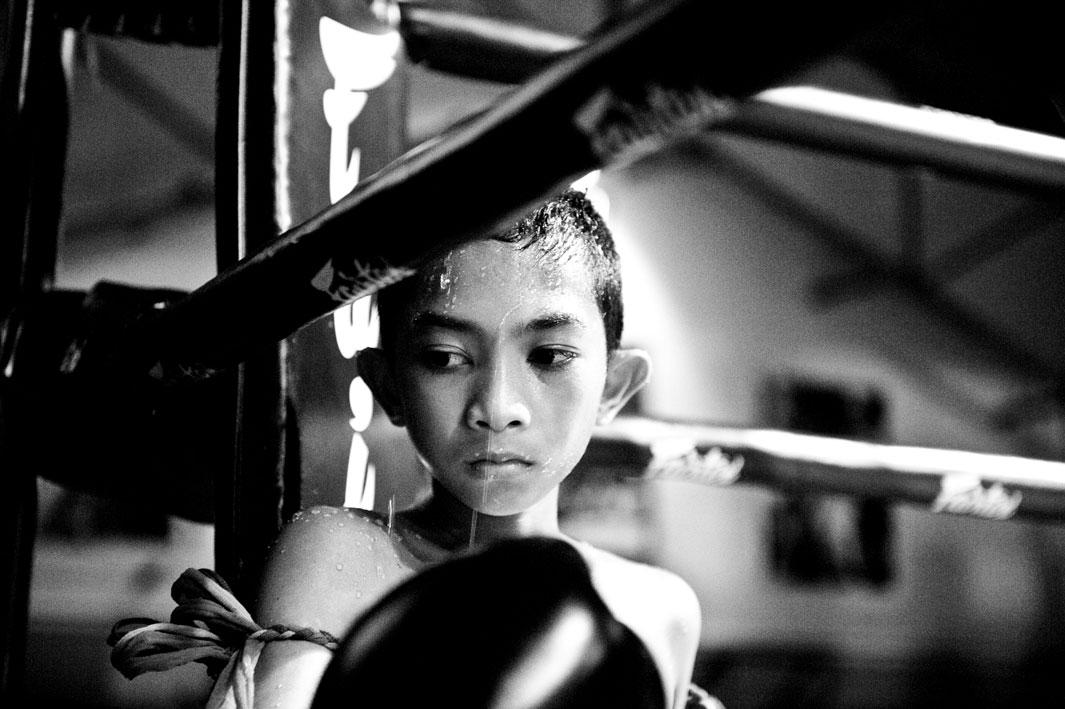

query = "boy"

[{"left": 244, "top": 190, "right": 702, "bottom": 708}]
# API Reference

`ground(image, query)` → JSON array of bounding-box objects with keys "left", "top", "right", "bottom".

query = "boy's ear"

[
  {"left": 356, "top": 348, "right": 406, "bottom": 427},
  {"left": 597, "top": 348, "right": 651, "bottom": 426}
]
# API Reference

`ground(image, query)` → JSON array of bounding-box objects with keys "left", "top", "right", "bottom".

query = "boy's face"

[{"left": 382, "top": 239, "right": 614, "bottom": 516}]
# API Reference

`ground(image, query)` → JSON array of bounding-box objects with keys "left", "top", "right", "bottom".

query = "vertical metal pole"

[
  {"left": 0, "top": 0, "right": 67, "bottom": 700},
  {"left": 215, "top": 0, "right": 289, "bottom": 602}
]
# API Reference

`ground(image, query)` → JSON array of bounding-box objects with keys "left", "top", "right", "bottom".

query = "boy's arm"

[
  {"left": 666, "top": 574, "right": 703, "bottom": 709},
  {"left": 579, "top": 547, "right": 703, "bottom": 709},
  {"left": 224, "top": 507, "right": 385, "bottom": 708},
  {"left": 250, "top": 640, "right": 333, "bottom": 708}
]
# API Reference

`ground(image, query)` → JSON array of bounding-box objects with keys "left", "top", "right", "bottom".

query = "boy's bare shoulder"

[
  {"left": 273, "top": 504, "right": 389, "bottom": 547},
  {"left": 255, "top": 506, "right": 414, "bottom": 634},
  {"left": 575, "top": 542, "right": 699, "bottom": 624},
  {"left": 264, "top": 505, "right": 391, "bottom": 573},
  {"left": 574, "top": 542, "right": 701, "bottom": 708}
]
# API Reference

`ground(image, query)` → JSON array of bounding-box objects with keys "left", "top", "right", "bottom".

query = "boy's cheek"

[{"left": 545, "top": 374, "right": 605, "bottom": 413}]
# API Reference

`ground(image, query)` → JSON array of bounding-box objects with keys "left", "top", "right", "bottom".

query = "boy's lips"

[
  {"left": 468, "top": 451, "right": 533, "bottom": 466},
  {"left": 466, "top": 452, "right": 535, "bottom": 476}
]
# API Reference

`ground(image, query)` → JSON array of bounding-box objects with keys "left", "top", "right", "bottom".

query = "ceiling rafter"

[
  {"left": 928, "top": 200, "right": 1064, "bottom": 280},
  {"left": 91, "top": 39, "right": 214, "bottom": 164},
  {"left": 695, "top": 139, "right": 1063, "bottom": 422}
]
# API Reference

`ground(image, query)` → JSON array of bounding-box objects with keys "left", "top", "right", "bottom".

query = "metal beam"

[
  {"left": 698, "top": 140, "right": 1063, "bottom": 387},
  {"left": 95, "top": 41, "right": 215, "bottom": 165},
  {"left": 928, "top": 201, "right": 1065, "bottom": 280}
]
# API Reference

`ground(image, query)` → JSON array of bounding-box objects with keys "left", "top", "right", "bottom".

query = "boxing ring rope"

[
  {"left": 107, "top": 0, "right": 892, "bottom": 379},
  {"left": 56, "top": 1, "right": 1065, "bottom": 383},
  {"left": 724, "top": 87, "right": 1065, "bottom": 195},
  {"left": 587, "top": 417, "right": 1065, "bottom": 524},
  {"left": 9, "top": 0, "right": 908, "bottom": 623},
  {"left": 56, "top": 0, "right": 1058, "bottom": 538},
  {"left": 21, "top": 0, "right": 1065, "bottom": 557},
  {"left": 46, "top": 0, "right": 1065, "bottom": 200},
  {"left": 400, "top": 5, "right": 1065, "bottom": 195},
  {"left": 398, "top": 1, "right": 583, "bottom": 84}
]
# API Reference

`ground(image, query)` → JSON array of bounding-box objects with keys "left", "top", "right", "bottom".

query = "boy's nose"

[{"left": 466, "top": 364, "right": 531, "bottom": 432}]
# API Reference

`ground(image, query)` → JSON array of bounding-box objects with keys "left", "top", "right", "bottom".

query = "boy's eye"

[
  {"left": 529, "top": 347, "right": 578, "bottom": 368},
  {"left": 418, "top": 348, "right": 470, "bottom": 370}
]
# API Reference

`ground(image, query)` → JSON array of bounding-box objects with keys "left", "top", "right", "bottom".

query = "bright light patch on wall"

[
  {"left": 575, "top": 173, "right": 700, "bottom": 419},
  {"left": 571, "top": 169, "right": 611, "bottom": 220}
]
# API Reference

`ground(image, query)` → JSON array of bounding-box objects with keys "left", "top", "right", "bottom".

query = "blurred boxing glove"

[{"left": 311, "top": 536, "right": 665, "bottom": 709}]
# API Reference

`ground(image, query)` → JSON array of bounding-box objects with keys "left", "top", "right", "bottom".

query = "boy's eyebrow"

[
  {"left": 410, "top": 311, "right": 478, "bottom": 334},
  {"left": 409, "top": 310, "right": 587, "bottom": 335},
  {"left": 523, "top": 312, "right": 586, "bottom": 333}
]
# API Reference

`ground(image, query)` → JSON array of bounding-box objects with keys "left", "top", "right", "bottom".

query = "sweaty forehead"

[{"left": 410, "top": 240, "right": 598, "bottom": 311}]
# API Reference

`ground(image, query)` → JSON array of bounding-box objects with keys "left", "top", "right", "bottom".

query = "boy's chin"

[{"left": 451, "top": 484, "right": 552, "bottom": 519}]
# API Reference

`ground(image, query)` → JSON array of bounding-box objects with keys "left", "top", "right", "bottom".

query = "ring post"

[
  {"left": 0, "top": 1, "right": 69, "bottom": 700},
  {"left": 214, "top": 0, "right": 288, "bottom": 603}
]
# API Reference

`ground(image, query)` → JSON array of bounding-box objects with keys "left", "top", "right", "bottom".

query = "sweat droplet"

[
  {"left": 336, "top": 564, "right": 344, "bottom": 571},
  {"left": 439, "top": 251, "right": 453, "bottom": 290}
]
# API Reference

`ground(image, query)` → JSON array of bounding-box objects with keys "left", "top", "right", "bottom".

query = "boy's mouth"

[
  {"left": 467, "top": 452, "right": 534, "bottom": 475},
  {"left": 469, "top": 451, "right": 533, "bottom": 466}
]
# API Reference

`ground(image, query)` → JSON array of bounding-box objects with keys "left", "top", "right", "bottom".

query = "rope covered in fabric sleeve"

[
  {"left": 687, "top": 682, "right": 726, "bottom": 709},
  {"left": 107, "top": 568, "right": 339, "bottom": 680}
]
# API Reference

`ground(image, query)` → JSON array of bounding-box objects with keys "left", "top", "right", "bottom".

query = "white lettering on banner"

[
  {"left": 932, "top": 473, "right": 1022, "bottom": 520},
  {"left": 333, "top": 296, "right": 379, "bottom": 360},
  {"left": 319, "top": 15, "right": 400, "bottom": 510},
  {"left": 319, "top": 16, "right": 401, "bottom": 203}
]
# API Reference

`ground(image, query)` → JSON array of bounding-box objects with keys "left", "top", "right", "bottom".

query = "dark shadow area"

[{"left": 694, "top": 644, "right": 1065, "bottom": 708}]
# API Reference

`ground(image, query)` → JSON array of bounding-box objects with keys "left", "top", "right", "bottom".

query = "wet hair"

[{"left": 376, "top": 189, "right": 624, "bottom": 353}]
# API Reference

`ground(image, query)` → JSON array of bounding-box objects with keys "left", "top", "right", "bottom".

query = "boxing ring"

[{"left": 3, "top": 0, "right": 1065, "bottom": 703}]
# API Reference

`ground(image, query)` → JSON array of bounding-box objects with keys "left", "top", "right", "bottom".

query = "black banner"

[{"left": 279, "top": 0, "right": 414, "bottom": 513}]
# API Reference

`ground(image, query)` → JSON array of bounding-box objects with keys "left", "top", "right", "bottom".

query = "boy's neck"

[{"left": 401, "top": 481, "right": 564, "bottom": 555}]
